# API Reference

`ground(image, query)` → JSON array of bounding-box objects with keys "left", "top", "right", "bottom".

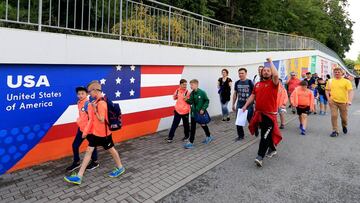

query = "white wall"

[
  {"left": 0, "top": 27, "right": 346, "bottom": 132},
  {"left": 0, "top": 28, "right": 343, "bottom": 69}
]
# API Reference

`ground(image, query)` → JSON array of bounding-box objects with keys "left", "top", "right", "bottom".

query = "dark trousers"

[
  {"left": 168, "top": 111, "right": 190, "bottom": 140},
  {"left": 190, "top": 117, "right": 211, "bottom": 143},
  {"left": 72, "top": 128, "right": 98, "bottom": 163},
  {"left": 257, "top": 114, "right": 276, "bottom": 158},
  {"left": 236, "top": 104, "right": 255, "bottom": 138}
]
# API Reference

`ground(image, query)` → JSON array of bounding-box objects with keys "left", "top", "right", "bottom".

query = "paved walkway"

[
  {"left": 160, "top": 92, "right": 360, "bottom": 203},
  {"left": 0, "top": 109, "right": 295, "bottom": 203}
]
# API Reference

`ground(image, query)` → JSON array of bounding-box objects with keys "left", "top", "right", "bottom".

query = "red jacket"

[{"left": 249, "top": 111, "right": 282, "bottom": 146}]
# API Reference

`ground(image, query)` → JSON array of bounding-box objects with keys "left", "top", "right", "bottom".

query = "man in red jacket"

[{"left": 242, "top": 58, "right": 282, "bottom": 167}]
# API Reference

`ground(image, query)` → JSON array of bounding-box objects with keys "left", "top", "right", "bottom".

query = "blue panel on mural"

[{"left": 0, "top": 64, "right": 139, "bottom": 174}]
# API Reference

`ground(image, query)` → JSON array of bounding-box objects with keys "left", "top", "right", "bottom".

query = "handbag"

[
  {"left": 192, "top": 92, "right": 211, "bottom": 124},
  {"left": 195, "top": 110, "right": 211, "bottom": 124}
]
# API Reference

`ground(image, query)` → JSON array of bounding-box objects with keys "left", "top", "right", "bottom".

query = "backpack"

[
  {"left": 83, "top": 101, "right": 90, "bottom": 113},
  {"left": 100, "top": 96, "right": 122, "bottom": 131}
]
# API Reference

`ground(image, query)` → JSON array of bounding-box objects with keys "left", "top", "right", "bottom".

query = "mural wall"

[{"left": 0, "top": 55, "right": 338, "bottom": 174}]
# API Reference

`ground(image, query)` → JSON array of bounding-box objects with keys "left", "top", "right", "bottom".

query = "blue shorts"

[{"left": 319, "top": 95, "right": 328, "bottom": 105}]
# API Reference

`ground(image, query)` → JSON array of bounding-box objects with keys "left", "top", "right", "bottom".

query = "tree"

[
  {"left": 344, "top": 58, "right": 355, "bottom": 70},
  {"left": 158, "top": 0, "right": 353, "bottom": 59},
  {"left": 324, "top": 0, "right": 353, "bottom": 58}
]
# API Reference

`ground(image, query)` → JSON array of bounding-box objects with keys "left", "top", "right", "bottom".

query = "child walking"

[
  {"left": 167, "top": 79, "right": 191, "bottom": 143},
  {"left": 277, "top": 82, "right": 288, "bottom": 129},
  {"left": 316, "top": 78, "right": 328, "bottom": 115},
  {"left": 64, "top": 81, "right": 125, "bottom": 185},
  {"left": 66, "top": 87, "right": 99, "bottom": 172},
  {"left": 184, "top": 79, "right": 214, "bottom": 149},
  {"left": 310, "top": 83, "right": 318, "bottom": 114},
  {"left": 290, "top": 81, "right": 315, "bottom": 135}
]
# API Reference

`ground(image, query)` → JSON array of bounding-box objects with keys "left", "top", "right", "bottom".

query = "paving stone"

[
  {"left": 128, "top": 187, "right": 141, "bottom": 195},
  {"left": 0, "top": 113, "right": 295, "bottom": 202},
  {"left": 115, "top": 193, "right": 131, "bottom": 201},
  {"left": 124, "top": 195, "right": 140, "bottom": 203}
]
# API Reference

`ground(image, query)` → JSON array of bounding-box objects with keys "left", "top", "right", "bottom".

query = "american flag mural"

[{"left": 0, "top": 65, "right": 184, "bottom": 174}]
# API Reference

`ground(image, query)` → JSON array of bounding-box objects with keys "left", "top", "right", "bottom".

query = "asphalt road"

[{"left": 160, "top": 92, "right": 360, "bottom": 203}]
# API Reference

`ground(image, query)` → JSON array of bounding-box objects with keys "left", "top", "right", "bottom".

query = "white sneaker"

[{"left": 266, "top": 150, "right": 277, "bottom": 158}]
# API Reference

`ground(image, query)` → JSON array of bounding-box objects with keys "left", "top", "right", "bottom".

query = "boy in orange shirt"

[
  {"left": 277, "top": 81, "right": 288, "bottom": 129},
  {"left": 64, "top": 81, "right": 125, "bottom": 185},
  {"left": 66, "top": 87, "right": 98, "bottom": 172},
  {"left": 167, "top": 79, "right": 190, "bottom": 143},
  {"left": 290, "top": 81, "right": 315, "bottom": 135}
]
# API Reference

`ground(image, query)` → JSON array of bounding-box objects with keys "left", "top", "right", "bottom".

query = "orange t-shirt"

[
  {"left": 277, "top": 84, "right": 288, "bottom": 109},
  {"left": 174, "top": 88, "right": 190, "bottom": 115},
  {"left": 290, "top": 87, "right": 314, "bottom": 110},
  {"left": 76, "top": 98, "right": 89, "bottom": 132},
  {"left": 91, "top": 99, "right": 111, "bottom": 137}
]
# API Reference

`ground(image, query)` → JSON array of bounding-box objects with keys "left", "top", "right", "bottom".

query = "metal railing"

[{"left": 0, "top": 0, "right": 356, "bottom": 75}]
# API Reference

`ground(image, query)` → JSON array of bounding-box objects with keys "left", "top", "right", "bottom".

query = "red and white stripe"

[{"left": 53, "top": 65, "right": 183, "bottom": 128}]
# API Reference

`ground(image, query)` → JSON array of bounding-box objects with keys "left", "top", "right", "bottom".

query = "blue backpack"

[{"left": 100, "top": 96, "right": 122, "bottom": 131}]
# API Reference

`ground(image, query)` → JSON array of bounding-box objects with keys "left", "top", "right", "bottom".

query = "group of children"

[
  {"left": 64, "top": 79, "right": 214, "bottom": 185},
  {"left": 167, "top": 79, "right": 214, "bottom": 149},
  {"left": 64, "top": 81, "right": 125, "bottom": 185}
]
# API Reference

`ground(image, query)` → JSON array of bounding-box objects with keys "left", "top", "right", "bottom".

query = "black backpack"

[{"left": 100, "top": 96, "right": 122, "bottom": 131}]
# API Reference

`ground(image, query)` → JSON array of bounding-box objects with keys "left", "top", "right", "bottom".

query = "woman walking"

[{"left": 218, "top": 69, "right": 232, "bottom": 121}]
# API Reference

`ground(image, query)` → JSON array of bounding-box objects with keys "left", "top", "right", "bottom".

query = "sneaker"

[
  {"left": 64, "top": 173, "right": 82, "bottom": 185},
  {"left": 330, "top": 131, "right": 339, "bottom": 137},
  {"left": 255, "top": 129, "right": 259, "bottom": 137},
  {"left": 300, "top": 126, "right": 306, "bottom": 135},
  {"left": 86, "top": 161, "right": 99, "bottom": 171},
  {"left": 343, "top": 127, "right": 348, "bottom": 134},
  {"left": 226, "top": 117, "right": 230, "bottom": 121},
  {"left": 184, "top": 142, "right": 194, "bottom": 149},
  {"left": 182, "top": 137, "right": 189, "bottom": 142},
  {"left": 167, "top": 139, "right": 173, "bottom": 143},
  {"left": 266, "top": 149, "right": 277, "bottom": 158},
  {"left": 255, "top": 156, "right": 263, "bottom": 167},
  {"left": 109, "top": 167, "right": 125, "bottom": 178},
  {"left": 66, "top": 162, "right": 80, "bottom": 172},
  {"left": 202, "top": 136, "right": 214, "bottom": 144},
  {"left": 235, "top": 137, "right": 244, "bottom": 141},
  {"left": 279, "top": 124, "right": 284, "bottom": 129}
]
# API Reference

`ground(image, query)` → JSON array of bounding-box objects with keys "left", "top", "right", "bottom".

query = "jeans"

[
  {"left": 168, "top": 111, "right": 190, "bottom": 140},
  {"left": 236, "top": 102, "right": 254, "bottom": 138},
  {"left": 329, "top": 101, "right": 348, "bottom": 132},
  {"left": 72, "top": 128, "right": 98, "bottom": 163},
  {"left": 220, "top": 98, "right": 230, "bottom": 118},
  {"left": 257, "top": 114, "right": 275, "bottom": 158},
  {"left": 190, "top": 117, "right": 211, "bottom": 143}
]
